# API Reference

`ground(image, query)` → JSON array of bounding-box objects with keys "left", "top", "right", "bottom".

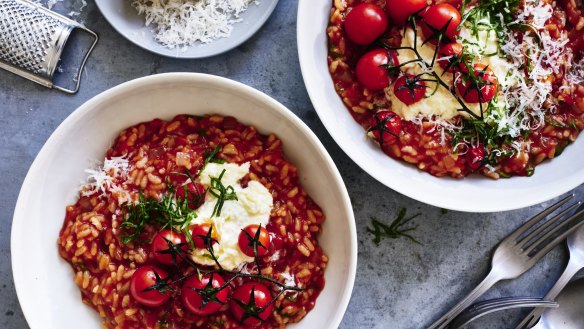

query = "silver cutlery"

[
  {"left": 450, "top": 278, "right": 584, "bottom": 329},
  {"left": 514, "top": 220, "right": 584, "bottom": 328},
  {"left": 448, "top": 297, "right": 558, "bottom": 328},
  {"left": 427, "top": 194, "right": 584, "bottom": 329}
]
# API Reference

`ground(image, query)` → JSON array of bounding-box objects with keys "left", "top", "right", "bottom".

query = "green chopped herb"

[
  {"left": 197, "top": 146, "right": 225, "bottom": 178},
  {"left": 208, "top": 169, "right": 238, "bottom": 217},
  {"left": 329, "top": 50, "right": 344, "bottom": 59},
  {"left": 119, "top": 185, "right": 198, "bottom": 245},
  {"left": 367, "top": 208, "right": 421, "bottom": 245}
]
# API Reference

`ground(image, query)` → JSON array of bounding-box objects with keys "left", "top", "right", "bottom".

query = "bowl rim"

[
  {"left": 296, "top": 0, "right": 584, "bottom": 213},
  {"left": 11, "top": 72, "right": 357, "bottom": 328}
]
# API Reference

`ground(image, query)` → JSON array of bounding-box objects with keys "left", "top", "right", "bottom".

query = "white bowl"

[
  {"left": 297, "top": 0, "right": 584, "bottom": 212},
  {"left": 11, "top": 73, "right": 356, "bottom": 329}
]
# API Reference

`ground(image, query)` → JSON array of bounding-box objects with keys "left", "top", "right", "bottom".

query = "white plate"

[
  {"left": 296, "top": 0, "right": 584, "bottom": 213},
  {"left": 95, "top": 0, "right": 279, "bottom": 58},
  {"left": 11, "top": 73, "right": 356, "bottom": 328}
]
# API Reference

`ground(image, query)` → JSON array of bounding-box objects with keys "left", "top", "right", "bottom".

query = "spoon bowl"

[
  {"left": 533, "top": 278, "right": 584, "bottom": 329},
  {"left": 516, "top": 223, "right": 584, "bottom": 328}
]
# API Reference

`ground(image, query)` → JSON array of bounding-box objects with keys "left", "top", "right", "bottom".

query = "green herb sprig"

[
  {"left": 367, "top": 208, "right": 421, "bottom": 245},
  {"left": 197, "top": 146, "right": 225, "bottom": 178},
  {"left": 460, "top": 0, "right": 521, "bottom": 39},
  {"left": 208, "top": 169, "right": 238, "bottom": 217},
  {"left": 119, "top": 187, "right": 198, "bottom": 245}
]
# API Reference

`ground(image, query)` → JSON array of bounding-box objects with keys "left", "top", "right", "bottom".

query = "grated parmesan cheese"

[
  {"left": 491, "top": 0, "right": 573, "bottom": 137},
  {"left": 280, "top": 271, "right": 296, "bottom": 287},
  {"left": 131, "top": 0, "right": 259, "bottom": 49},
  {"left": 81, "top": 156, "right": 131, "bottom": 198},
  {"left": 566, "top": 57, "right": 584, "bottom": 86}
]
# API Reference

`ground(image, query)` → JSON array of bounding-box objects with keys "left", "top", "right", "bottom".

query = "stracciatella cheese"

[{"left": 190, "top": 162, "right": 273, "bottom": 270}]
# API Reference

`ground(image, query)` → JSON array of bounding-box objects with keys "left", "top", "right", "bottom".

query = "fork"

[
  {"left": 427, "top": 194, "right": 584, "bottom": 329},
  {"left": 448, "top": 298, "right": 558, "bottom": 329}
]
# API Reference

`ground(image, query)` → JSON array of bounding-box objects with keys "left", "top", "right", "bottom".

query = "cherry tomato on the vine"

[
  {"left": 394, "top": 73, "right": 427, "bottom": 105},
  {"left": 176, "top": 182, "right": 206, "bottom": 209},
  {"left": 152, "top": 229, "right": 188, "bottom": 265},
  {"left": 385, "top": 0, "right": 427, "bottom": 26},
  {"left": 191, "top": 223, "right": 218, "bottom": 249},
  {"left": 129, "top": 266, "right": 171, "bottom": 307},
  {"left": 467, "top": 144, "right": 486, "bottom": 171},
  {"left": 181, "top": 273, "right": 229, "bottom": 316},
  {"left": 456, "top": 64, "right": 498, "bottom": 103},
  {"left": 421, "top": 4, "right": 462, "bottom": 41},
  {"left": 368, "top": 111, "right": 402, "bottom": 145},
  {"left": 230, "top": 282, "right": 274, "bottom": 326},
  {"left": 437, "top": 42, "right": 464, "bottom": 72},
  {"left": 344, "top": 4, "right": 389, "bottom": 45},
  {"left": 356, "top": 49, "right": 399, "bottom": 91},
  {"left": 238, "top": 224, "right": 271, "bottom": 257}
]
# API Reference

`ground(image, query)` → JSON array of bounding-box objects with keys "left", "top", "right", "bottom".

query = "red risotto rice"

[
  {"left": 58, "top": 115, "right": 327, "bottom": 329},
  {"left": 327, "top": 0, "right": 584, "bottom": 178}
]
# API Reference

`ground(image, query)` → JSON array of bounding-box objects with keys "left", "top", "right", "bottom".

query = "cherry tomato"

[
  {"left": 394, "top": 73, "right": 426, "bottom": 105},
  {"left": 238, "top": 224, "right": 270, "bottom": 257},
  {"left": 191, "top": 223, "right": 218, "bottom": 249},
  {"left": 356, "top": 49, "right": 399, "bottom": 91},
  {"left": 129, "top": 266, "right": 171, "bottom": 307},
  {"left": 467, "top": 144, "right": 486, "bottom": 171},
  {"left": 344, "top": 4, "right": 388, "bottom": 45},
  {"left": 437, "top": 42, "right": 464, "bottom": 71},
  {"left": 368, "top": 111, "right": 402, "bottom": 145},
  {"left": 385, "top": 0, "right": 427, "bottom": 25},
  {"left": 422, "top": 4, "right": 462, "bottom": 40},
  {"left": 151, "top": 229, "right": 188, "bottom": 265},
  {"left": 181, "top": 273, "right": 229, "bottom": 316},
  {"left": 456, "top": 64, "right": 498, "bottom": 103},
  {"left": 176, "top": 182, "right": 206, "bottom": 209},
  {"left": 230, "top": 282, "right": 274, "bottom": 326},
  {"left": 441, "top": 0, "right": 463, "bottom": 9}
]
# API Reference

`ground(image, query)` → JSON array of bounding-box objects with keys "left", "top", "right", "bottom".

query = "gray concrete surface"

[{"left": 1, "top": 1, "right": 583, "bottom": 328}]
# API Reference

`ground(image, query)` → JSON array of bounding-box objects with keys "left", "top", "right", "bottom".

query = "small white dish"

[
  {"left": 296, "top": 0, "right": 584, "bottom": 213},
  {"left": 11, "top": 73, "right": 356, "bottom": 328},
  {"left": 95, "top": 0, "right": 279, "bottom": 58}
]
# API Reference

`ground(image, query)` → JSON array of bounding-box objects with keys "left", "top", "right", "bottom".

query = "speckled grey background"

[{"left": 1, "top": 1, "right": 583, "bottom": 329}]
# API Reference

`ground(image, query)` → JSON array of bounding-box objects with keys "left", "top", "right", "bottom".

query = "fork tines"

[{"left": 511, "top": 194, "right": 584, "bottom": 257}]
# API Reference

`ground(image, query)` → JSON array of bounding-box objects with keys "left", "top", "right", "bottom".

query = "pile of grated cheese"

[
  {"left": 131, "top": 0, "right": 258, "bottom": 49},
  {"left": 493, "top": 0, "right": 574, "bottom": 137},
  {"left": 81, "top": 156, "right": 131, "bottom": 202}
]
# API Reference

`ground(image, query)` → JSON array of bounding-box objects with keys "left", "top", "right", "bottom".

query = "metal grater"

[{"left": 0, "top": 0, "right": 98, "bottom": 93}]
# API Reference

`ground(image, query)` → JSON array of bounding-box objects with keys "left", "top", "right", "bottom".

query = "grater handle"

[{"left": 53, "top": 25, "right": 99, "bottom": 94}]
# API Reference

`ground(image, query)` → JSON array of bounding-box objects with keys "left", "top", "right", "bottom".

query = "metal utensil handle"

[
  {"left": 427, "top": 270, "right": 502, "bottom": 329},
  {"left": 54, "top": 25, "right": 99, "bottom": 94},
  {"left": 450, "top": 299, "right": 558, "bottom": 329}
]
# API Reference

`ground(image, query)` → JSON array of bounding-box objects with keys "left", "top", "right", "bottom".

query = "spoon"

[
  {"left": 530, "top": 277, "right": 584, "bottom": 329},
  {"left": 515, "top": 223, "right": 584, "bottom": 328}
]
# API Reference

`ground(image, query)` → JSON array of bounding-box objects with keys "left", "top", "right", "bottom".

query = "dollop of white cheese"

[
  {"left": 388, "top": 25, "right": 515, "bottom": 120},
  {"left": 190, "top": 162, "right": 273, "bottom": 270}
]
